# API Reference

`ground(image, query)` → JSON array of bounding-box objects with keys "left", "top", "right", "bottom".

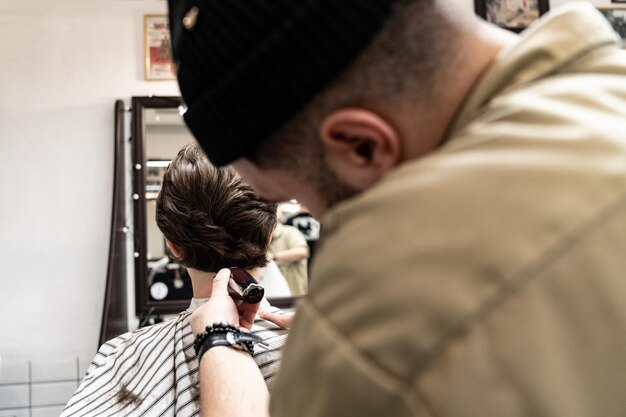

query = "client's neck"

[{"left": 188, "top": 267, "right": 262, "bottom": 299}]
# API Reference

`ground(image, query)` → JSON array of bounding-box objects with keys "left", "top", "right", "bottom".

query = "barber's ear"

[
  {"left": 319, "top": 108, "right": 400, "bottom": 190},
  {"left": 165, "top": 239, "right": 183, "bottom": 258}
]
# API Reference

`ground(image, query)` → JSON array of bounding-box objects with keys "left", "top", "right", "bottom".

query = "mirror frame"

[
  {"left": 132, "top": 96, "right": 185, "bottom": 315},
  {"left": 100, "top": 100, "right": 129, "bottom": 345},
  {"left": 131, "top": 96, "right": 296, "bottom": 316}
]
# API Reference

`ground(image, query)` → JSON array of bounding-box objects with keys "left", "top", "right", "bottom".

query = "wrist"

[{"left": 194, "top": 322, "right": 263, "bottom": 363}]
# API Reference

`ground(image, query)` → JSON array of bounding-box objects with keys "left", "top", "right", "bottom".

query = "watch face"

[{"left": 225, "top": 332, "right": 237, "bottom": 345}]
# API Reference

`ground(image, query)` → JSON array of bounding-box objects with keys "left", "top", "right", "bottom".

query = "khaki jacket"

[{"left": 272, "top": 4, "right": 626, "bottom": 417}]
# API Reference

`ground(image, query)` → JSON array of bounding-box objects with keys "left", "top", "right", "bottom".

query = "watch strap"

[{"left": 194, "top": 323, "right": 263, "bottom": 362}]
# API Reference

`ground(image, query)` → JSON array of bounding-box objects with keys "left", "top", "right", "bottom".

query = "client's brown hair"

[{"left": 156, "top": 142, "right": 277, "bottom": 272}]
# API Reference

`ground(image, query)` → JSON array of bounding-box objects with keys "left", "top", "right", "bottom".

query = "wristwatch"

[{"left": 195, "top": 323, "right": 263, "bottom": 362}]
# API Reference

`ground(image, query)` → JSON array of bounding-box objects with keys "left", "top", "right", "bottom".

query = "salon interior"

[{"left": 0, "top": 0, "right": 624, "bottom": 415}]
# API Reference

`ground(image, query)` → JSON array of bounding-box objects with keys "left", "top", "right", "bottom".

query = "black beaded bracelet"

[
  {"left": 194, "top": 322, "right": 263, "bottom": 362},
  {"left": 194, "top": 322, "right": 238, "bottom": 354}
]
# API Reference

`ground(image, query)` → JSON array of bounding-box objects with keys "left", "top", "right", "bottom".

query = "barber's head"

[
  {"left": 156, "top": 142, "right": 278, "bottom": 272},
  {"left": 169, "top": 0, "right": 459, "bottom": 216}
]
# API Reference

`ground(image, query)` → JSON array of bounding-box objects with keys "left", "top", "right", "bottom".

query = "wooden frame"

[
  {"left": 144, "top": 15, "right": 176, "bottom": 81},
  {"left": 132, "top": 96, "right": 183, "bottom": 315},
  {"left": 474, "top": 0, "right": 550, "bottom": 33},
  {"left": 100, "top": 100, "right": 129, "bottom": 345}
]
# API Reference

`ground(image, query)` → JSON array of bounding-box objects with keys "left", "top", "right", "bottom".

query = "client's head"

[{"left": 156, "top": 142, "right": 278, "bottom": 272}]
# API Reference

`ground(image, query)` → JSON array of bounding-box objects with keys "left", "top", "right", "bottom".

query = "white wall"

[{"left": 0, "top": 0, "right": 179, "bottom": 361}]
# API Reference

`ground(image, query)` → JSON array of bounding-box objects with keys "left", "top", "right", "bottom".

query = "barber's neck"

[
  {"left": 188, "top": 267, "right": 262, "bottom": 299},
  {"left": 398, "top": 20, "right": 518, "bottom": 163}
]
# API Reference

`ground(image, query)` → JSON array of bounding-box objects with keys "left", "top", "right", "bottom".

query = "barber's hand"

[
  {"left": 190, "top": 268, "right": 260, "bottom": 335},
  {"left": 259, "top": 311, "right": 294, "bottom": 329}
]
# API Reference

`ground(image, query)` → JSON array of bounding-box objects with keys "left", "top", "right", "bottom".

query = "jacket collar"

[{"left": 447, "top": 2, "right": 621, "bottom": 139}]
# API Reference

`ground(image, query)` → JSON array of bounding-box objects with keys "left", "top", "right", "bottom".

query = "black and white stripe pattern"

[{"left": 62, "top": 299, "right": 289, "bottom": 417}]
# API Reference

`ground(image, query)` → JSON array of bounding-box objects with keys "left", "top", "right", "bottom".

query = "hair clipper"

[{"left": 227, "top": 267, "right": 264, "bottom": 304}]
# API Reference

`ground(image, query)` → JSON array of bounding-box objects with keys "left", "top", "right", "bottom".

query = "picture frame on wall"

[
  {"left": 598, "top": 8, "right": 626, "bottom": 42},
  {"left": 144, "top": 15, "right": 176, "bottom": 81},
  {"left": 474, "top": 0, "right": 550, "bottom": 33}
]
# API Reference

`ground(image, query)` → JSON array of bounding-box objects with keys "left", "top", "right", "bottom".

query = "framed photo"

[
  {"left": 598, "top": 8, "right": 626, "bottom": 42},
  {"left": 144, "top": 15, "right": 176, "bottom": 81},
  {"left": 475, "top": 0, "right": 549, "bottom": 33}
]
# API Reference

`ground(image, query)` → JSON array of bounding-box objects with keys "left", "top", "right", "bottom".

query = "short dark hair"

[
  {"left": 251, "top": 0, "right": 457, "bottom": 205},
  {"left": 156, "top": 142, "right": 278, "bottom": 272}
]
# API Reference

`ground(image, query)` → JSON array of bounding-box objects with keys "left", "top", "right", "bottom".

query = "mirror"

[{"left": 131, "top": 96, "right": 305, "bottom": 317}]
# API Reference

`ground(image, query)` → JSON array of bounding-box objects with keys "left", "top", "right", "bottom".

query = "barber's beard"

[{"left": 310, "top": 159, "right": 360, "bottom": 209}]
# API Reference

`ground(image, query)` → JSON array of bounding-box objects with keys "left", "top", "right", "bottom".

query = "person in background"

[
  {"left": 268, "top": 221, "right": 308, "bottom": 295},
  {"left": 62, "top": 143, "right": 288, "bottom": 416},
  {"left": 169, "top": 0, "right": 626, "bottom": 416},
  {"left": 284, "top": 204, "right": 321, "bottom": 266}
]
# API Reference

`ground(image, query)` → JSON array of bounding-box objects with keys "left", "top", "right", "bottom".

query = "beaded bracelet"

[
  {"left": 194, "top": 322, "right": 262, "bottom": 362},
  {"left": 193, "top": 322, "right": 238, "bottom": 354}
]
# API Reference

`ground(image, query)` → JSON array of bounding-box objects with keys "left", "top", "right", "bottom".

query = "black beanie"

[{"left": 169, "top": 0, "right": 402, "bottom": 166}]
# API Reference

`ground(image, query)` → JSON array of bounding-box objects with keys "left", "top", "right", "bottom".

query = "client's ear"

[
  {"left": 165, "top": 239, "right": 183, "bottom": 258},
  {"left": 319, "top": 108, "right": 400, "bottom": 190}
]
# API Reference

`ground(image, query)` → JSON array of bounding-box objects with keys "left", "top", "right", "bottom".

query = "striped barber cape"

[{"left": 61, "top": 298, "right": 289, "bottom": 417}]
